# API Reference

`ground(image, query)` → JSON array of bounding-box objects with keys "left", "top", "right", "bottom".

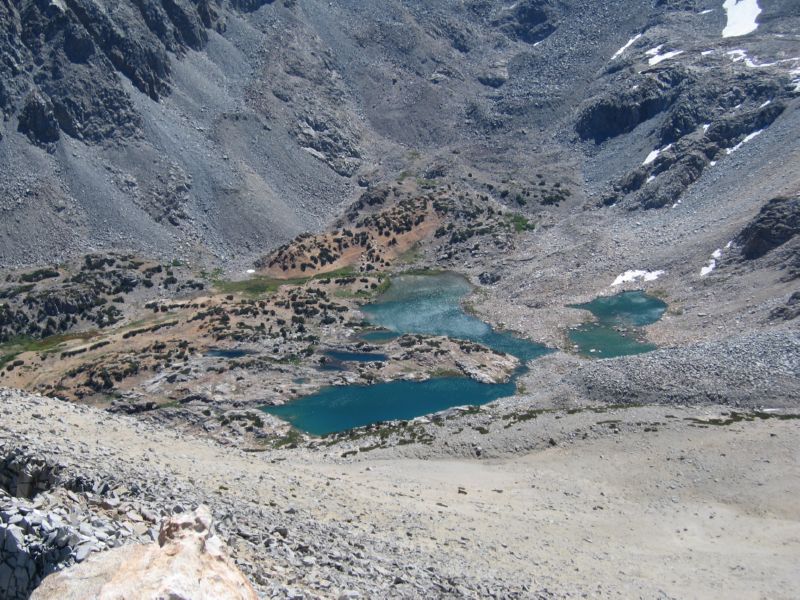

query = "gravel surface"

[{"left": 2, "top": 388, "right": 799, "bottom": 599}]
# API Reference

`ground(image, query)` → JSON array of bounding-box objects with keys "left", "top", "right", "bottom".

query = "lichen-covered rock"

[{"left": 31, "top": 505, "right": 257, "bottom": 600}]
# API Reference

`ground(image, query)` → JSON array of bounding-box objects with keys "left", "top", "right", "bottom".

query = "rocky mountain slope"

[
  {"left": 3, "top": 389, "right": 799, "bottom": 599},
  {"left": 1, "top": 1, "right": 800, "bottom": 598},
  {"left": 1, "top": 0, "right": 797, "bottom": 269}
]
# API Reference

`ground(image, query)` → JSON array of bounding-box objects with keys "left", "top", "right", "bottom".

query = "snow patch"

[
  {"left": 702, "top": 123, "right": 711, "bottom": 133},
  {"left": 725, "top": 129, "right": 763, "bottom": 154},
  {"left": 647, "top": 48, "right": 684, "bottom": 66},
  {"left": 701, "top": 247, "right": 724, "bottom": 276},
  {"left": 759, "top": 99, "right": 772, "bottom": 108},
  {"left": 643, "top": 143, "right": 672, "bottom": 166},
  {"left": 726, "top": 49, "right": 800, "bottom": 70},
  {"left": 722, "top": 0, "right": 761, "bottom": 38},
  {"left": 246, "top": 269, "right": 256, "bottom": 274},
  {"left": 646, "top": 175, "right": 656, "bottom": 184},
  {"left": 611, "top": 33, "right": 642, "bottom": 60},
  {"left": 611, "top": 270, "right": 665, "bottom": 286},
  {"left": 727, "top": 49, "right": 748, "bottom": 63},
  {"left": 699, "top": 9, "right": 714, "bottom": 14}
]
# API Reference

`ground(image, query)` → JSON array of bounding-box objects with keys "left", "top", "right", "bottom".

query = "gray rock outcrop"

[
  {"left": 31, "top": 505, "right": 257, "bottom": 600},
  {"left": 736, "top": 196, "right": 800, "bottom": 260}
]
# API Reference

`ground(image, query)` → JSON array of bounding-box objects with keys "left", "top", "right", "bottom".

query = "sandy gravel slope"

[{"left": 2, "top": 390, "right": 798, "bottom": 598}]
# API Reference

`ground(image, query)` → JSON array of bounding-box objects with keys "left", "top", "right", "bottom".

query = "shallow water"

[
  {"left": 206, "top": 348, "right": 254, "bottom": 359},
  {"left": 361, "top": 273, "right": 547, "bottom": 361},
  {"left": 318, "top": 349, "right": 388, "bottom": 371},
  {"left": 264, "top": 273, "right": 549, "bottom": 434},
  {"left": 567, "top": 291, "right": 667, "bottom": 358},
  {"left": 357, "top": 329, "right": 400, "bottom": 343}
]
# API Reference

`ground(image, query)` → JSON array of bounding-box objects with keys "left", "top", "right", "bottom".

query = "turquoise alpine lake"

[
  {"left": 265, "top": 376, "right": 518, "bottom": 436},
  {"left": 567, "top": 290, "right": 667, "bottom": 358},
  {"left": 360, "top": 272, "right": 548, "bottom": 362},
  {"left": 263, "top": 272, "right": 550, "bottom": 435}
]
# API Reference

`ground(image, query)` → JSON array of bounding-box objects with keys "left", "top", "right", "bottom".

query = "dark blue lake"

[{"left": 266, "top": 376, "right": 517, "bottom": 436}]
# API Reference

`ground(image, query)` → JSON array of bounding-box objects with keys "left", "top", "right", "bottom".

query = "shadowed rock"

[{"left": 736, "top": 196, "right": 800, "bottom": 260}]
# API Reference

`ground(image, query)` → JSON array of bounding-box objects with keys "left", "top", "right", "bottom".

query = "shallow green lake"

[
  {"left": 567, "top": 291, "right": 667, "bottom": 358},
  {"left": 263, "top": 272, "right": 549, "bottom": 434}
]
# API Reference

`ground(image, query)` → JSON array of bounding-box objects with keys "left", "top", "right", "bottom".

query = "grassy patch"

[
  {"left": 213, "top": 267, "right": 361, "bottom": 297},
  {"left": 213, "top": 276, "right": 293, "bottom": 296},
  {"left": 415, "top": 177, "right": 438, "bottom": 189},
  {"left": 333, "top": 273, "right": 391, "bottom": 300},
  {"left": 398, "top": 267, "right": 447, "bottom": 277},
  {"left": 395, "top": 243, "right": 425, "bottom": 265},
  {"left": 0, "top": 331, "right": 99, "bottom": 371},
  {"left": 272, "top": 428, "right": 305, "bottom": 449},
  {"left": 0, "top": 331, "right": 99, "bottom": 358},
  {"left": 429, "top": 368, "right": 463, "bottom": 378},
  {"left": 505, "top": 213, "right": 536, "bottom": 233}
]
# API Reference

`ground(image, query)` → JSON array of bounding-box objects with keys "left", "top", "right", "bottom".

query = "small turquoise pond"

[
  {"left": 318, "top": 350, "right": 389, "bottom": 372},
  {"left": 568, "top": 291, "right": 667, "bottom": 358},
  {"left": 357, "top": 329, "right": 400, "bottom": 343},
  {"left": 361, "top": 272, "right": 547, "bottom": 362},
  {"left": 263, "top": 272, "right": 550, "bottom": 434},
  {"left": 206, "top": 348, "right": 254, "bottom": 359}
]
